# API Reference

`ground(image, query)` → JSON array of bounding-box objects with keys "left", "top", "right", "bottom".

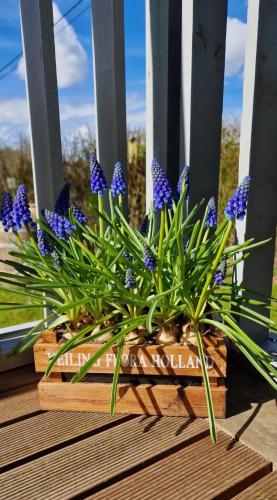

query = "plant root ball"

[
  {"left": 179, "top": 322, "right": 197, "bottom": 346},
  {"left": 92, "top": 324, "right": 114, "bottom": 343},
  {"left": 155, "top": 323, "right": 179, "bottom": 345},
  {"left": 125, "top": 327, "right": 146, "bottom": 345}
]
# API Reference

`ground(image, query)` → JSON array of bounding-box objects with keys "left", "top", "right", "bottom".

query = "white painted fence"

[{"left": 18, "top": 0, "right": 277, "bottom": 343}]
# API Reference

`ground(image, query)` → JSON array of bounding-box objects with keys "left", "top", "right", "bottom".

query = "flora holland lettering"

[{"left": 47, "top": 351, "right": 215, "bottom": 370}]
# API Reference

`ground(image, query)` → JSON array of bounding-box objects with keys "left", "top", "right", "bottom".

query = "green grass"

[{"left": 0, "top": 289, "right": 43, "bottom": 329}]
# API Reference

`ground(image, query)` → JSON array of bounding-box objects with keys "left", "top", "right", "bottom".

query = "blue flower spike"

[
  {"left": 41, "top": 209, "right": 76, "bottom": 241},
  {"left": 0, "top": 192, "right": 15, "bottom": 232},
  {"left": 69, "top": 201, "right": 88, "bottom": 224},
  {"left": 37, "top": 229, "right": 53, "bottom": 256},
  {"left": 152, "top": 158, "right": 173, "bottom": 211},
  {"left": 54, "top": 183, "right": 70, "bottom": 216},
  {"left": 111, "top": 162, "right": 126, "bottom": 197},
  {"left": 90, "top": 156, "right": 108, "bottom": 196},
  {"left": 205, "top": 197, "right": 217, "bottom": 228},
  {"left": 13, "top": 184, "right": 33, "bottom": 230},
  {"left": 177, "top": 165, "right": 190, "bottom": 199},
  {"left": 225, "top": 176, "right": 251, "bottom": 221},
  {"left": 125, "top": 268, "right": 136, "bottom": 289},
  {"left": 214, "top": 260, "right": 227, "bottom": 286},
  {"left": 143, "top": 244, "right": 157, "bottom": 271}
]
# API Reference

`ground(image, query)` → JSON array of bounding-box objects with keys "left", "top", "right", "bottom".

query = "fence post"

[
  {"left": 181, "top": 0, "right": 228, "bottom": 210},
  {"left": 91, "top": 0, "right": 127, "bottom": 192},
  {"left": 145, "top": 0, "right": 182, "bottom": 210},
  {"left": 19, "top": 0, "right": 64, "bottom": 215},
  {"left": 237, "top": 0, "right": 277, "bottom": 343}
]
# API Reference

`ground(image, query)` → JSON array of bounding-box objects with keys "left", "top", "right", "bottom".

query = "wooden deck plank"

[
  {"left": 0, "top": 416, "right": 208, "bottom": 500},
  {"left": 0, "top": 411, "right": 129, "bottom": 473},
  {"left": 234, "top": 470, "right": 277, "bottom": 499},
  {"left": 0, "top": 386, "right": 41, "bottom": 426},
  {"left": 0, "top": 365, "right": 40, "bottom": 394},
  {"left": 91, "top": 432, "right": 272, "bottom": 500}
]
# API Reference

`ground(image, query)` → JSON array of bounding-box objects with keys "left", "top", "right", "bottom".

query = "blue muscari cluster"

[
  {"left": 69, "top": 201, "right": 88, "bottom": 223},
  {"left": 152, "top": 158, "right": 173, "bottom": 211},
  {"left": 225, "top": 176, "right": 251, "bottom": 221},
  {"left": 0, "top": 192, "right": 14, "bottom": 232},
  {"left": 140, "top": 215, "right": 149, "bottom": 236},
  {"left": 111, "top": 162, "right": 126, "bottom": 197},
  {"left": 90, "top": 156, "right": 108, "bottom": 196},
  {"left": 125, "top": 268, "right": 136, "bottom": 289},
  {"left": 52, "top": 250, "right": 63, "bottom": 268},
  {"left": 177, "top": 165, "right": 190, "bottom": 199},
  {"left": 41, "top": 209, "right": 76, "bottom": 240},
  {"left": 143, "top": 244, "right": 157, "bottom": 271},
  {"left": 214, "top": 260, "right": 227, "bottom": 286},
  {"left": 37, "top": 229, "right": 53, "bottom": 256},
  {"left": 13, "top": 184, "right": 33, "bottom": 230},
  {"left": 205, "top": 197, "right": 217, "bottom": 228},
  {"left": 54, "top": 183, "right": 70, "bottom": 216}
]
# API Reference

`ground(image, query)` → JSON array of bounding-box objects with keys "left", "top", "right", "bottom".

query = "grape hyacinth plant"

[
  {"left": 0, "top": 192, "right": 15, "bottom": 232},
  {"left": 0, "top": 157, "right": 276, "bottom": 445}
]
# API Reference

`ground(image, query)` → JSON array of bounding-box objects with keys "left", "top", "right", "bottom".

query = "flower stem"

[
  {"left": 98, "top": 194, "right": 104, "bottom": 238},
  {"left": 158, "top": 208, "right": 165, "bottom": 295},
  {"left": 195, "top": 220, "right": 233, "bottom": 319}
]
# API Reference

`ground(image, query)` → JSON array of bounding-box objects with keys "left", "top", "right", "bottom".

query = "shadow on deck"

[{"left": 0, "top": 363, "right": 276, "bottom": 499}]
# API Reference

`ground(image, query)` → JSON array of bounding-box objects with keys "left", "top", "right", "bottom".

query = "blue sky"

[{"left": 0, "top": 0, "right": 247, "bottom": 145}]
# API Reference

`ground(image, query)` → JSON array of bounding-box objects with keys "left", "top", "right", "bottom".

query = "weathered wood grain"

[
  {"left": 237, "top": 0, "right": 277, "bottom": 342},
  {"left": 34, "top": 331, "right": 226, "bottom": 377},
  {"left": 0, "top": 411, "right": 128, "bottom": 473},
  {"left": 19, "top": 0, "right": 64, "bottom": 214},
  {"left": 234, "top": 470, "right": 277, "bottom": 499},
  {"left": 38, "top": 378, "right": 226, "bottom": 417},
  {"left": 181, "top": 0, "right": 228, "bottom": 210},
  {"left": 0, "top": 387, "right": 40, "bottom": 426},
  {"left": 91, "top": 0, "right": 127, "bottom": 194},
  {"left": 91, "top": 432, "right": 272, "bottom": 500},
  {"left": 0, "top": 416, "right": 208, "bottom": 500}
]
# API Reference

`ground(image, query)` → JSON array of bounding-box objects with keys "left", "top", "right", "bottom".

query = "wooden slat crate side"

[
  {"left": 38, "top": 378, "right": 226, "bottom": 418},
  {"left": 34, "top": 333, "right": 227, "bottom": 378}
]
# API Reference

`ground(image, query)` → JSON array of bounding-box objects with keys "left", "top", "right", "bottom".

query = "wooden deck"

[{"left": 0, "top": 364, "right": 276, "bottom": 500}]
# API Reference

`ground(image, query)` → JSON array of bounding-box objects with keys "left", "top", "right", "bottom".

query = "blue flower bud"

[
  {"left": 13, "top": 184, "right": 32, "bottom": 230},
  {"left": 124, "top": 252, "right": 133, "bottom": 262},
  {"left": 41, "top": 209, "right": 76, "bottom": 241},
  {"left": 214, "top": 260, "right": 227, "bottom": 286},
  {"left": 140, "top": 215, "right": 149, "bottom": 236},
  {"left": 37, "top": 229, "right": 53, "bottom": 256},
  {"left": 177, "top": 165, "right": 190, "bottom": 199},
  {"left": 143, "top": 244, "right": 157, "bottom": 271},
  {"left": 69, "top": 201, "right": 88, "bottom": 223},
  {"left": 205, "top": 197, "right": 217, "bottom": 228},
  {"left": 125, "top": 268, "right": 136, "bottom": 289},
  {"left": 152, "top": 158, "right": 173, "bottom": 211},
  {"left": 0, "top": 192, "right": 15, "bottom": 232},
  {"left": 111, "top": 162, "right": 126, "bottom": 197},
  {"left": 225, "top": 176, "right": 251, "bottom": 221},
  {"left": 54, "top": 183, "right": 70, "bottom": 216},
  {"left": 90, "top": 156, "right": 108, "bottom": 196}
]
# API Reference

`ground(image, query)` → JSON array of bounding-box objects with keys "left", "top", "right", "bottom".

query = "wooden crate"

[{"left": 34, "top": 330, "right": 227, "bottom": 418}]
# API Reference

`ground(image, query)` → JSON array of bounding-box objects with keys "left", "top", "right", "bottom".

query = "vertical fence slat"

[
  {"left": 19, "top": 0, "right": 64, "bottom": 215},
  {"left": 91, "top": 0, "right": 127, "bottom": 186},
  {"left": 146, "top": 0, "right": 182, "bottom": 210},
  {"left": 237, "top": 0, "right": 277, "bottom": 343},
  {"left": 181, "top": 0, "right": 228, "bottom": 210}
]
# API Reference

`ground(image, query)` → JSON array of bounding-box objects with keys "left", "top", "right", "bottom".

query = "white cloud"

[
  {"left": 225, "top": 17, "right": 246, "bottom": 77},
  {"left": 17, "top": 2, "right": 88, "bottom": 88},
  {"left": 0, "top": 99, "right": 28, "bottom": 125}
]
